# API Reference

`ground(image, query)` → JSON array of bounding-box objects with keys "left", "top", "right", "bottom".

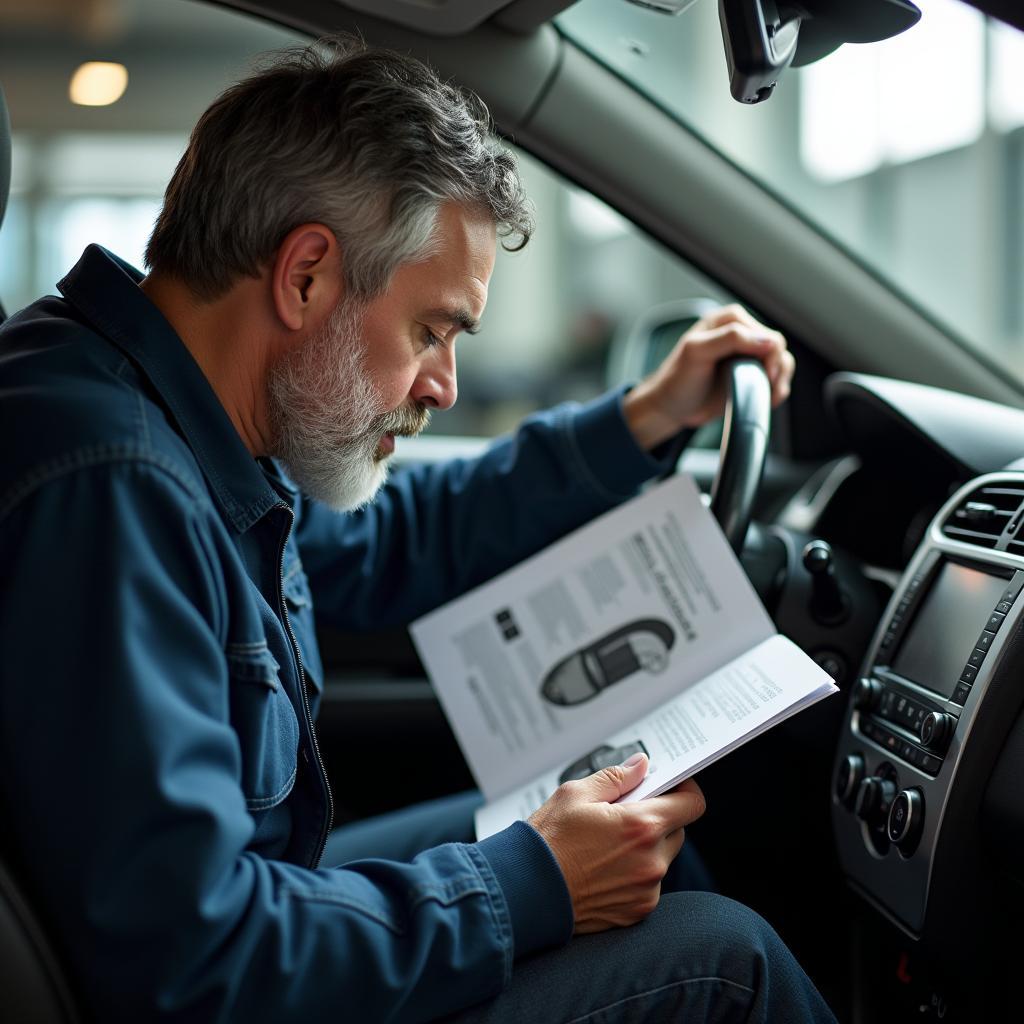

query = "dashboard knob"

[
  {"left": 802, "top": 539, "right": 849, "bottom": 625},
  {"left": 854, "top": 776, "right": 896, "bottom": 826},
  {"left": 887, "top": 788, "right": 925, "bottom": 853},
  {"left": 853, "top": 677, "right": 882, "bottom": 712},
  {"left": 919, "top": 712, "right": 955, "bottom": 752},
  {"left": 836, "top": 753, "right": 865, "bottom": 807}
]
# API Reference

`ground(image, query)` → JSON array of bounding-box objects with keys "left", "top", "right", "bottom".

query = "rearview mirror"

[{"left": 719, "top": 0, "right": 922, "bottom": 104}]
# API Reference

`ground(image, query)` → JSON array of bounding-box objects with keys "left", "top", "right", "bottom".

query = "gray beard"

[{"left": 266, "top": 301, "right": 391, "bottom": 512}]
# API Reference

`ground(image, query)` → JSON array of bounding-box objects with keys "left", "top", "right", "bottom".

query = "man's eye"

[{"left": 423, "top": 327, "right": 444, "bottom": 349}]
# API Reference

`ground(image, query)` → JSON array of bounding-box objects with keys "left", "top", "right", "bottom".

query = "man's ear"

[{"left": 271, "top": 223, "right": 345, "bottom": 332}]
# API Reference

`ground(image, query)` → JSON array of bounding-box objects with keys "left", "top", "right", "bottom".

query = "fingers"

[
  {"left": 692, "top": 321, "right": 782, "bottom": 362},
  {"left": 572, "top": 752, "right": 649, "bottom": 803},
  {"left": 684, "top": 307, "right": 794, "bottom": 407},
  {"left": 694, "top": 302, "right": 760, "bottom": 333},
  {"left": 665, "top": 824, "right": 687, "bottom": 862},
  {"left": 530, "top": 771, "right": 703, "bottom": 935},
  {"left": 771, "top": 348, "right": 795, "bottom": 407},
  {"left": 645, "top": 778, "right": 707, "bottom": 832}
]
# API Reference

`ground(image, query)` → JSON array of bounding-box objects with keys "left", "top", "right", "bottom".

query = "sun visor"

[{"left": 720, "top": 0, "right": 921, "bottom": 104}]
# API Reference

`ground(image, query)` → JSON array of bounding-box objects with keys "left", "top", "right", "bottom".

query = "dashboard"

[
  {"left": 832, "top": 478, "right": 1024, "bottom": 929},
  {"left": 807, "top": 375, "right": 1024, "bottom": 1000}
]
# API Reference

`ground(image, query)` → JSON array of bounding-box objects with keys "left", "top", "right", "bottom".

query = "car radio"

[
  {"left": 832, "top": 473, "right": 1024, "bottom": 937},
  {"left": 846, "top": 553, "right": 1023, "bottom": 780}
]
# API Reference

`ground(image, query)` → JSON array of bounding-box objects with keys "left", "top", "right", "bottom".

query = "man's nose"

[{"left": 413, "top": 346, "right": 458, "bottom": 411}]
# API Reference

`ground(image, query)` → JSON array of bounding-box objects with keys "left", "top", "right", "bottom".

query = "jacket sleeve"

[
  {"left": 294, "top": 388, "right": 674, "bottom": 629},
  {"left": 0, "top": 458, "right": 572, "bottom": 1023}
]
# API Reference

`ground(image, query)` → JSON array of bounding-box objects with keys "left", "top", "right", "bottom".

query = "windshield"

[{"left": 558, "top": 0, "right": 1024, "bottom": 384}]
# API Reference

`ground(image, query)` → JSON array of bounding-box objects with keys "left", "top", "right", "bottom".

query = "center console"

[{"left": 832, "top": 473, "right": 1024, "bottom": 939}]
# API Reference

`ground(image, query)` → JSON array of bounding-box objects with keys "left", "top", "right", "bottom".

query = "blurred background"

[{"left": 1, "top": 0, "right": 1021, "bottom": 439}]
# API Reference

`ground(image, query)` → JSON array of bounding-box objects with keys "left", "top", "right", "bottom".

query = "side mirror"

[{"left": 719, "top": 0, "right": 922, "bottom": 105}]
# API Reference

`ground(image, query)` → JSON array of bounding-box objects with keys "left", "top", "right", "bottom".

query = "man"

[{"left": 0, "top": 36, "right": 833, "bottom": 1023}]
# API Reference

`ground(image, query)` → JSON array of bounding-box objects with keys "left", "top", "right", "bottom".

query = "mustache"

[{"left": 374, "top": 402, "right": 431, "bottom": 438}]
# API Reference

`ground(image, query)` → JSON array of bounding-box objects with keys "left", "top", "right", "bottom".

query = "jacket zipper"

[{"left": 276, "top": 502, "right": 334, "bottom": 866}]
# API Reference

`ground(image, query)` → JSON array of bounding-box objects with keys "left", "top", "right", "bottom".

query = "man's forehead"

[
  {"left": 418, "top": 242, "right": 493, "bottom": 323},
  {"left": 432, "top": 203, "right": 496, "bottom": 274},
  {"left": 391, "top": 204, "right": 495, "bottom": 322}
]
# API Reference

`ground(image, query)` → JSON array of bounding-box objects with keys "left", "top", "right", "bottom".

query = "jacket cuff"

[
  {"left": 476, "top": 820, "right": 573, "bottom": 959},
  {"left": 564, "top": 386, "right": 676, "bottom": 502}
]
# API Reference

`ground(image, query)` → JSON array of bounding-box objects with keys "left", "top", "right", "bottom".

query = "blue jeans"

[{"left": 322, "top": 793, "right": 838, "bottom": 1024}]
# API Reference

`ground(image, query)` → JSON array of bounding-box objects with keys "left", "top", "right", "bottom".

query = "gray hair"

[{"left": 145, "top": 36, "right": 532, "bottom": 301}]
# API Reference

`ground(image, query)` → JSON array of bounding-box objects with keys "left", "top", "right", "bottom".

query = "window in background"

[
  {"left": 40, "top": 196, "right": 162, "bottom": 289},
  {"left": 558, "top": 0, "right": 1024, "bottom": 382},
  {"left": 0, "top": 0, "right": 727, "bottom": 444},
  {"left": 990, "top": 20, "right": 1024, "bottom": 131},
  {"left": 800, "top": 0, "right": 985, "bottom": 182},
  {"left": 12, "top": 132, "right": 184, "bottom": 299},
  {"left": 0, "top": 0, "right": 301, "bottom": 313},
  {"left": 0, "top": 198, "right": 29, "bottom": 314}
]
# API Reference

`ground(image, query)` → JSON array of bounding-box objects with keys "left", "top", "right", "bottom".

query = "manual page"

[
  {"left": 473, "top": 631, "right": 835, "bottom": 839},
  {"left": 410, "top": 475, "right": 781, "bottom": 801}
]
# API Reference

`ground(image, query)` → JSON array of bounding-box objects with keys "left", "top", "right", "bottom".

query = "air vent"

[{"left": 942, "top": 484, "right": 1024, "bottom": 549}]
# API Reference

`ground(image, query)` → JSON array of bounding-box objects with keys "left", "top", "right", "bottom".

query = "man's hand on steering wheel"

[{"left": 622, "top": 304, "right": 794, "bottom": 452}]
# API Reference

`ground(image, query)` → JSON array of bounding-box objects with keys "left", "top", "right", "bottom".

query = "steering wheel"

[
  {"left": 616, "top": 303, "right": 772, "bottom": 554},
  {"left": 661, "top": 357, "right": 772, "bottom": 555},
  {"left": 709, "top": 358, "right": 773, "bottom": 554}
]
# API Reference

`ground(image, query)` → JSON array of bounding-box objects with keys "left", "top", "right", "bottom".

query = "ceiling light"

[{"left": 69, "top": 62, "right": 128, "bottom": 107}]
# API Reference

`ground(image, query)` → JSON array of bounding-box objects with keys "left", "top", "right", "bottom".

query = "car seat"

[
  {"left": 0, "top": 857, "right": 81, "bottom": 1023},
  {"left": 0, "top": 81, "right": 82, "bottom": 1023}
]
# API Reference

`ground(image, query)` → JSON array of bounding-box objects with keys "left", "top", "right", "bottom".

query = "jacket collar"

[{"left": 58, "top": 244, "right": 282, "bottom": 533}]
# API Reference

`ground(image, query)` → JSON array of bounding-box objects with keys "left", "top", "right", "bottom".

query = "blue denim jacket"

[{"left": 0, "top": 246, "right": 670, "bottom": 1022}]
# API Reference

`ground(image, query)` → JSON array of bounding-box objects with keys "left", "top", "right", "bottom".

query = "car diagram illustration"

[{"left": 540, "top": 618, "right": 676, "bottom": 706}]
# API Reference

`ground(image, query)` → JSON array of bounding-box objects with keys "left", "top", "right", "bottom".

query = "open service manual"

[{"left": 410, "top": 474, "right": 838, "bottom": 840}]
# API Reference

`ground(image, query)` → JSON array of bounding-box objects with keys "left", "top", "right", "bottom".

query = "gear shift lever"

[{"left": 802, "top": 539, "right": 849, "bottom": 625}]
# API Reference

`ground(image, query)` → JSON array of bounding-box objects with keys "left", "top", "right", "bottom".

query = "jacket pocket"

[{"left": 226, "top": 643, "right": 299, "bottom": 811}]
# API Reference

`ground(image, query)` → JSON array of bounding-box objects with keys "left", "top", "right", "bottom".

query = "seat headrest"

[{"left": 1, "top": 85, "right": 11, "bottom": 234}]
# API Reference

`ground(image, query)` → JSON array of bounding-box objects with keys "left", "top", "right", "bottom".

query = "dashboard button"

[
  {"left": 853, "top": 677, "right": 882, "bottom": 711},
  {"left": 920, "top": 753, "right": 942, "bottom": 774},
  {"left": 960, "top": 665, "right": 978, "bottom": 684},
  {"left": 836, "top": 753, "right": 865, "bottom": 806},
  {"left": 968, "top": 648, "right": 987, "bottom": 668},
  {"left": 952, "top": 681, "right": 972, "bottom": 705},
  {"left": 976, "top": 630, "right": 995, "bottom": 652},
  {"left": 855, "top": 776, "right": 897, "bottom": 825},
  {"left": 996, "top": 600, "right": 1014, "bottom": 615},
  {"left": 987, "top": 611, "right": 1006, "bottom": 632},
  {"left": 920, "top": 712, "right": 955, "bottom": 751},
  {"left": 1001, "top": 574, "right": 1024, "bottom": 602},
  {"left": 888, "top": 788, "right": 925, "bottom": 853}
]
